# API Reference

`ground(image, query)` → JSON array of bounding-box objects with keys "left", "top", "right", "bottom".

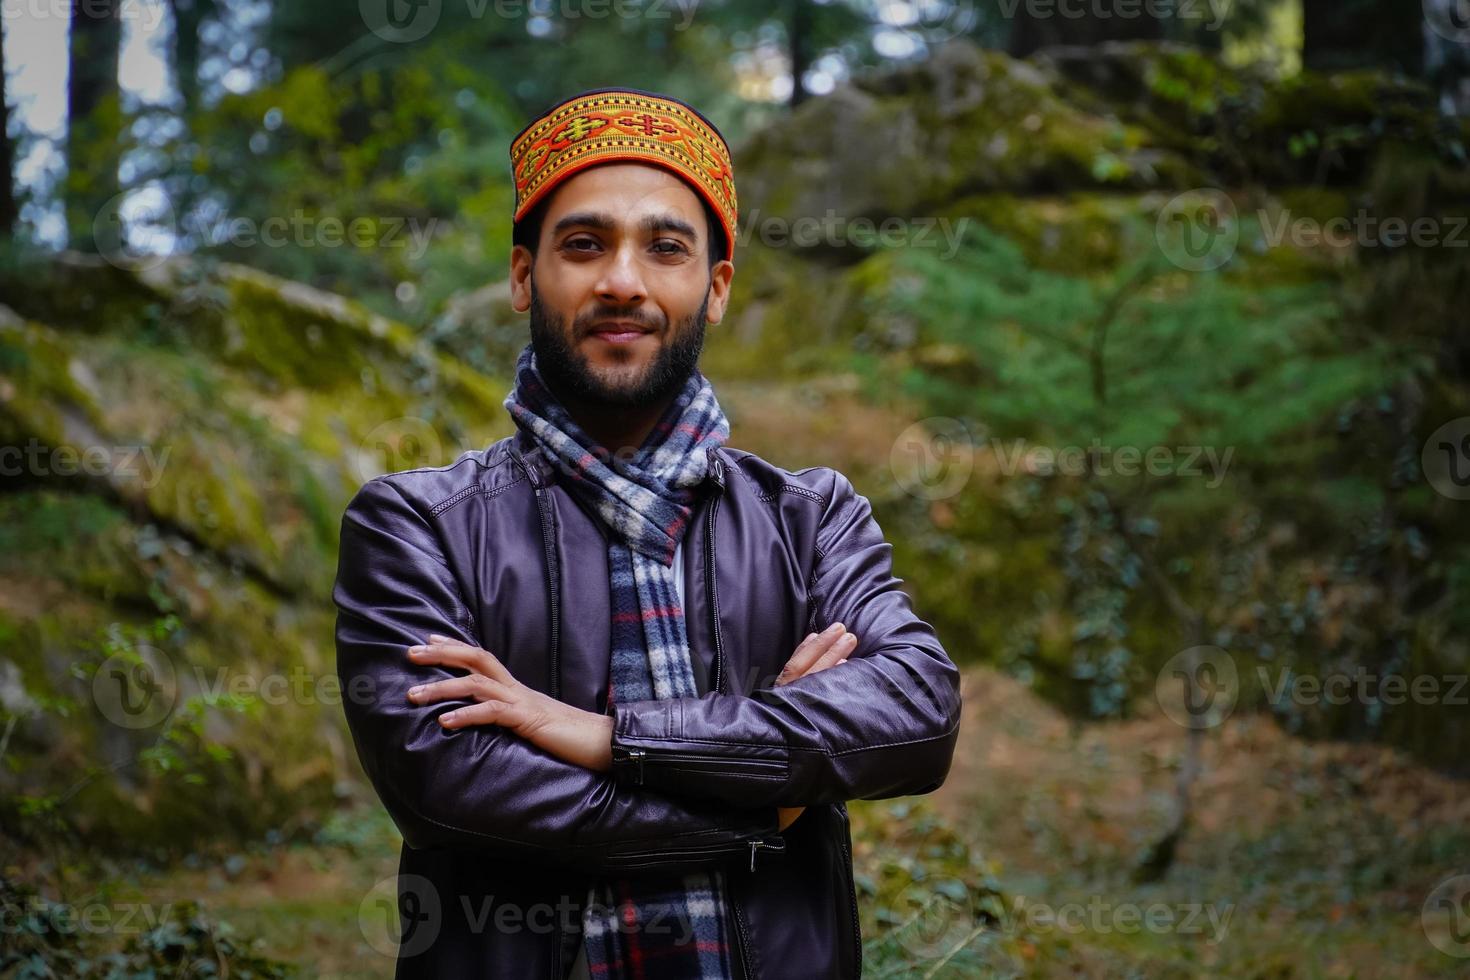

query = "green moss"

[{"left": 0, "top": 255, "right": 524, "bottom": 854}]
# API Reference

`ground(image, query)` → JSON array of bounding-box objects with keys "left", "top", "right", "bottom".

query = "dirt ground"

[{"left": 926, "top": 668, "right": 1470, "bottom": 977}]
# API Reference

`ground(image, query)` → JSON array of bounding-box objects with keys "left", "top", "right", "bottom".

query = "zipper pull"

[
  {"left": 612, "top": 746, "right": 647, "bottom": 784},
  {"left": 630, "top": 748, "right": 645, "bottom": 785},
  {"left": 748, "top": 838, "right": 769, "bottom": 873}
]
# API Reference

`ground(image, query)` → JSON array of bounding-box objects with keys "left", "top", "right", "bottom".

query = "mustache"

[{"left": 575, "top": 308, "right": 665, "bottom": 334}]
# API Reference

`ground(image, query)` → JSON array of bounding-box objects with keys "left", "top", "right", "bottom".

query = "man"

[{"left": 334, "top": 87, "right": 962, "bottom": 979}]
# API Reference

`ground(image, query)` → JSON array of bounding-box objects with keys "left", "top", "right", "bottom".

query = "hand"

[
  {"left": 773, "top": 623, "right": 857, "bottom": 832},
  {"left": 405, "top": 635, "right": 615, "bottom": 772},
  {"left": 777, "top": 622, "right": 857, "bottom": 686}
]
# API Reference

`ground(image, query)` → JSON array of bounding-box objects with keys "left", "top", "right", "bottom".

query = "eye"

[
  {"left": 652, "top": 240, "right": 690, "bottom": 256},
  {"left": 562, "top": 236, "right": 600, "bottom": 253}
]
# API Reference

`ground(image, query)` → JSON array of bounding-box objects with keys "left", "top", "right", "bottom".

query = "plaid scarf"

[{"left": 502, "top": 342, "right": 738, "bottom": 980}]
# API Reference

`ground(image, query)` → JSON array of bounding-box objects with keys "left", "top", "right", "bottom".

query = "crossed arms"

[{"left": 332, "top": 470, "right": 961, "bottom": 875}]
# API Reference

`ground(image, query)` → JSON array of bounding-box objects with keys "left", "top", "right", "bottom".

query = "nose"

[{"left": 593, "top": 241, "right": 647, "bottom": 309}]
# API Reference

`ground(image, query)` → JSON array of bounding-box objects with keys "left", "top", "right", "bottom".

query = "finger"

[
  {"left": 437, "top": 700, "right": 510, "bottom": 729},
  {"left": 775, "top": 633, "right": 818, "bottom": 686},
  {"left": 784, "top": 625, "right": 853, "bottom": 682},
  {"left": 805, "top": 632, "right": 858, "bottom": 675},
  {"left": 777, "top": 623, "right": 846, "bottom": 684},
  {"left": 407, "top": 674, "right": 504, "bottom": 705},
  {"left": 410, "top": 640, "right": 514, "bottom": 684}
]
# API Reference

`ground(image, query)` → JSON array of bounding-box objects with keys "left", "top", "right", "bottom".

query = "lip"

[{"left": 588, "top": 320, "right": 653, "bottom": 344}]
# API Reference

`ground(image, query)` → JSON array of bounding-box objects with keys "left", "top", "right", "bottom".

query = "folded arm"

[
  {"left": 606, "top": 471, "right": 963, "bottom": 807},
  {"left": 333, "top": 478, "right": 781, "bottom": 874}
]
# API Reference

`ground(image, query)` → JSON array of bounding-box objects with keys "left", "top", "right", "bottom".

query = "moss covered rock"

[{"left": 0, "top": 252, "right": 511, "bottom": 853}]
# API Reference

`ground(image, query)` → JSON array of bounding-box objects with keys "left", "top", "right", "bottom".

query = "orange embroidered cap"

[{"left": 509, "top": 87, "right": 737, "bottom": 262}]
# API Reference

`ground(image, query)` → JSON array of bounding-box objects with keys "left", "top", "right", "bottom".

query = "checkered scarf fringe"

[{"left": 503, "top": 342, "right": 737, "bottom": 980}]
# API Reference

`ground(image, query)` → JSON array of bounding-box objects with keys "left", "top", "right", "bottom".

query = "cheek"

[
  {"left": 536, "top": 278, "right": 589, "bottom": 321},
  {"left": 653, "top": 277, "right": 709, "bottom": 318}
]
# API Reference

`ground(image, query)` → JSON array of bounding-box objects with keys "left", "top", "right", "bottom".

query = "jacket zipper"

[
  {"left": 705, "top": 453, "right": 764, "bottom": 979},
  {"left": 602, "top": 835, "right": 786, "bottom": 868},
  {"left": 514, "top": 445, "right": 564, "bottom": 980},
  {"left": 730, "top": 873, "right": 757, "bottom": 980},
  {"left": 836, "top": 805, "right": 863, "bottom": 977},
  {"left": 610, "top": 746, "right": 786, "bottom": 783},
  {"left": 533, "top": 484, "right": 562, "bottom": 701},
  {"left": 706, "top": 456, "right": 726, "bottom": 695}
]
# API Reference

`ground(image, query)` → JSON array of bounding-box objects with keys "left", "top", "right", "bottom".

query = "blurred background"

[{"left": 1, "top": 1, "right": 1468, "bottom": 976}]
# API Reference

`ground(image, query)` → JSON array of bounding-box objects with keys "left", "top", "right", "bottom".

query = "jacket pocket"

[
  {"left": 611, "top": 746, "right": 789, "bottom": 785},
  {"left": 600, "top": 834, "right": 788, "bottom": 873}
]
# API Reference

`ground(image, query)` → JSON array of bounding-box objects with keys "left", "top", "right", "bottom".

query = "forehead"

[{"left": 540, "top": 162, "right": 706, "bottom": 227}]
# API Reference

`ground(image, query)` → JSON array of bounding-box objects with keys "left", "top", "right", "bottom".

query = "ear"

[
  {"left": 510, "top": 245, "right": 533, "bottom": 313},
  {"left": 704, "top": 259, "right": 735, "bottom": 325}
]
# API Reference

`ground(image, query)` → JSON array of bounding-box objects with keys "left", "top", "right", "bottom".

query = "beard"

[{"left": 527, "top": 273, "right": 709, "bottom": 410}]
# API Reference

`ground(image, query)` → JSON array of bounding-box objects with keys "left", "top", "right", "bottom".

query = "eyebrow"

[
  {"left": 551, "top": 211, "right": 616, "bottom": 236},
  {"left": 645, "top": 214, "right": 701, "bottom": 240},
  {"left": 551, "top": 210, "right": 701, "bottom": 242}
]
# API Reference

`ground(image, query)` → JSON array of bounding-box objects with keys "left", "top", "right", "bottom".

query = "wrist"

[{"left": 587, "top": 710, "right": 615, "bottom": 772}]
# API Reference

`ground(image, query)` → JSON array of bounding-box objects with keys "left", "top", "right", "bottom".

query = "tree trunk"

[
  {"left": 167, "top": 0, "right": 216, "bottom": 114},
  {"left": 788, "top": 0, "right": 811, "bottom": 108},
  {"left": 1302, "top": 0, "right": 1424, "bottom": 76},
  {"left": 0, "top": 12, "right": 17, "bottom": 239},
  {"left": 1009, "top": 2, "right": 1166, "bottom": 57},
  {"left": 65, "top": 0, "right": 123, "bottom": 252}
]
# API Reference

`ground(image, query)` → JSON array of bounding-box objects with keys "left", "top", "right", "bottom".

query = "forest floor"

[
  {"left": 926, "top": 669, "right": 1470, "bottom": 977},
  {"left": 26, "top": 665, "right": 1468, "bottom": 978}
]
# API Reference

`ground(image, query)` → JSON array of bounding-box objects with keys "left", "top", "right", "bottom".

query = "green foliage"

[
  {"left": 850, "top": 799, "right": 1024, "bottom": 976},
  {"left": 0, "top": 875, "right": 294, "bottom": 979},
  {"left": 872, "top": 220, "right": 1376, "bottom": 478},
  {"left": 853, "top": 210, "right": 1466, "bottom": 763}
]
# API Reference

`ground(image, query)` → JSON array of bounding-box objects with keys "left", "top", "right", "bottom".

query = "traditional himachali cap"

[{"left": 509, "top": 87, "right": 738, "bottom": 263}]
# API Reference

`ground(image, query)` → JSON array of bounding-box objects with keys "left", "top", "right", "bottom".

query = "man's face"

[{"left": 510, "top": 163, "right": 734, "bottom": 409}]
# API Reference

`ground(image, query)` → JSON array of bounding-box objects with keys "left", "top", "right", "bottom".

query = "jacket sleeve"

[
  {"left": 606, "top": 469, "right": 962, "bottom": 807},
  {"left": 333, "top": 477, "right": 782, "bottom": 874}
]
